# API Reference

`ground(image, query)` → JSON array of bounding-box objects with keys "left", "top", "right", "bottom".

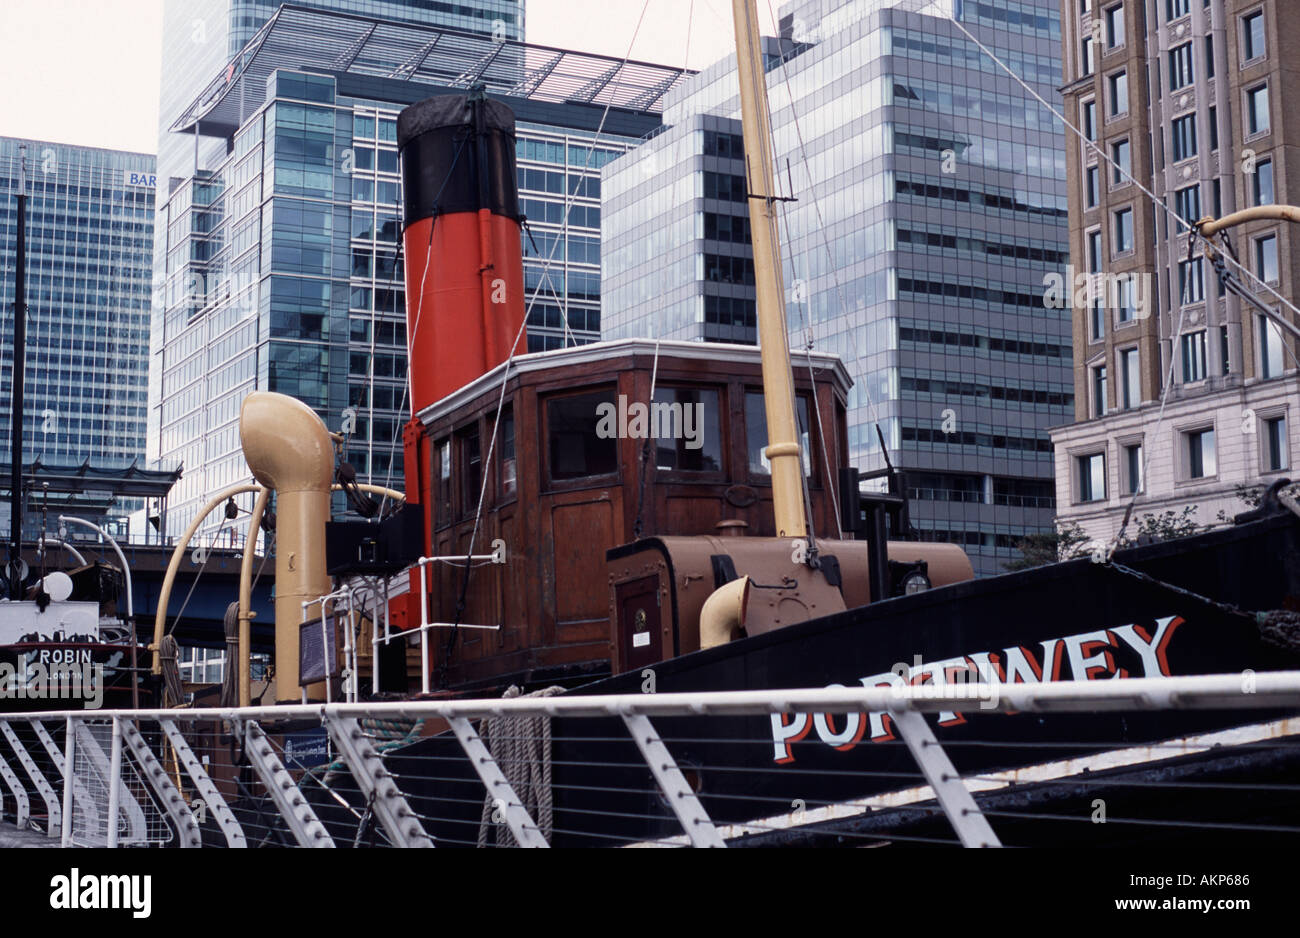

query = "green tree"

[{"left": 1005, "top": 521, "right": 1091, "bottom": 571}]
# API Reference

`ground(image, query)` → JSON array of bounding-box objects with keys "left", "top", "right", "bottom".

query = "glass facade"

[
  {"left": 0, "top": 138, "right": 156, "bottom": 537},
  {"left": 152, "top": 7, "right": 667, "bottom": 541},
  {"left": 602, "top": 0, "right": 1071, "bottom": 575}
]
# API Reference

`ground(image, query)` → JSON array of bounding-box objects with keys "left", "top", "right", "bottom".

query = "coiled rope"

[{"left": 477, "top": 684, "right": 566, "bottom": 847}]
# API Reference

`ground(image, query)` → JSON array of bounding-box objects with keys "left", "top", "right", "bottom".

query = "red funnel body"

[
  {"left": 397, "top": 93, "right": 526, "bottom": 417},
  {"left": 393, "top": 92, "right": 526, "bottom": 634},
  {"left": 402, "top": 208, "right": 526, "bottom": 408}
]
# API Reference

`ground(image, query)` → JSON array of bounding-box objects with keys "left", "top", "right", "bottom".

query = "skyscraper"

[
  {"left": 603, "top": 0, "right": 1072, "bottom": 575},
  {"left": 1050, "top": 0, "right": 1299, "bottom": 544},
  {"left": 150, "top": 6, "right": 685, "bottom": 540},
  {"left": 0, "top": 138, "right": 157, "bottom": 537}
]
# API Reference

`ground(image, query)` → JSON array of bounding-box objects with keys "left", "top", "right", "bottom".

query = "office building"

[
  {"left": 0, "top": 138, "right": 157, "bottom": 537},
  {"left": 150, "top": 6, "right": 686, "bottom": 539},
  {"left": 603, "top": 0, "right": 1072, "bottom": 575},
  {"left": 1050, "top": 0, "right": 1299, "bottom": 543}
]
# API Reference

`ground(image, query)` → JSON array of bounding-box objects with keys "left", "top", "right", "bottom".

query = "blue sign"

[{"left": 282, "top": 728, "right": 330, "bottom": 769}]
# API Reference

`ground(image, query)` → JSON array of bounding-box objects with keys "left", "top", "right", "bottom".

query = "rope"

[
  {"left": 159, "top": 635, "right": 184, "bottom": 708},
  {"left": 219, "top": 602, "right": 239, "bottom": 707},
  {"left": 476, "top": 684, "right": 565, "bottom": 847}
]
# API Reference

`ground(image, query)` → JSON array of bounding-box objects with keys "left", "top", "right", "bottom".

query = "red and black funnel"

[{"left": 397, "top": 90, "right": 527, "bottom": 415}]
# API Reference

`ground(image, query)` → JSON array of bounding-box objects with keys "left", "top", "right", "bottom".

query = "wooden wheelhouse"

[{"left": 403, "top": 338, "right": 851, "bottom": 691}]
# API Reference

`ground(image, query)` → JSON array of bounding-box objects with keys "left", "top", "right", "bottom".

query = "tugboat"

[{"left": 130, "top": 0, "right": 1300, "bottom": 845}]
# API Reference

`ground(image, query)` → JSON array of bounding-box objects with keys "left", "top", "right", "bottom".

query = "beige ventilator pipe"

[
  {"left": 240, "top": 391, "right": 334, "bottom": 702},
  {"left": 151, "top": 482, "right": 265, "bottom": 674},
  {"left": 234, "top": 484, "right": 405, "bottom": 706},
  {"left": 731, "top": 0, "right": 806, "bottom": 538},
  {"left": 700, "top": 575, "right": 751, "bottom": 649},
  {"left": 1197, "top": 205, "right": 1300, "bottom": 238}
]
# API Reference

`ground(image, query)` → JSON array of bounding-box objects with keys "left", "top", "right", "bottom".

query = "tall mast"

[
  {"left": 730, "top": 0, "right": 807, "bottom": 538},
  {"left": 8, "top": 144, "right": 27, "bottom": 598}
]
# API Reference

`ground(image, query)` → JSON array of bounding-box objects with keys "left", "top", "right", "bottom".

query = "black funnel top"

[{"left": 397, "top": 93, "right": 519, "bottom": 226}]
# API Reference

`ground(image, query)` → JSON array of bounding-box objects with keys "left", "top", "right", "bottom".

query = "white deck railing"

[{"left": 0, "top": 672, "right": 1297, "bottom": 848}]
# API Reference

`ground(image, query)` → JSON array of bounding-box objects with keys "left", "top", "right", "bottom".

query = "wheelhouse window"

[
  {"left": 652, "top": 386, "right": 723, "bottom": 473},
  {"left": 457, "top": 424, "right": 481, "bottom": 516},
  {"left": 745, "top": 391, "right": 812, "bottom": 478},
  {"left": 498, "top": 405, "right": 516, "bottom": 498},
  {"left": 436, "top": 438, "right": 452, "bottom": 525},
  {"left": 548, "top": 389, "right": 619, "bottom": 482}
]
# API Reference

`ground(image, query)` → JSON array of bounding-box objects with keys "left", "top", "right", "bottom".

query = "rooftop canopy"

[
  {"left": 0, "top": 458, "right": 183, "bottom": 500},
  {"left": 171, "top": 3, "right": 694, "bottom": 137}
]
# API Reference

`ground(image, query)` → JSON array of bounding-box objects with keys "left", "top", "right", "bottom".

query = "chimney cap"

[{"left": 397, "top": 94, "right": 516, "bottom": 149}]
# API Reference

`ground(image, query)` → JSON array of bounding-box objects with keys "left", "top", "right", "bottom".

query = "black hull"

[{"left": 324, "top": 514, "right": 1300, "bottom": 846}]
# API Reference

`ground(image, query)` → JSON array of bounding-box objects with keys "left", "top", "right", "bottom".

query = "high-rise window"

[
  {"left": 1259, "top": 314, "right": 1286, "bottom": 378},
  {"left": 1120, "top": 347, "right": 1140, "bottom": 409},
  {"left": 1167, "top": 0, "right": 1189, "bottom": 20},
  {"left": 1109, "top": 71, "right": 1128, "bottom": 115},
  {"left": 1253, "top": 159, "right": 1274, "bottom": 205},
  {"left": 1086, "top": 165, "right": 1100, "bottom": 208},
  {"left": 1247, "top": 85, "right": 1270, "bottom": 135},
  {"left": 1078, "top": 452, "right": 1106, "bottom": 502},
  {"left": 1209, "top": 106, "right": 1218, "bottom": 150},
  {"left": 1264, "top": 415, "right": 1288, "bottom": 472},
  {"left": 1242, "top": 10, "right": 1266, "bottom": 61},
  {"left": 1081, "top": 38, "right": 1094, "bottom": 77},
  {"left": 1105, "top": 4, "right": 1124, "bottom": 47},
  {"left": 1113, "top": 207, "right": 1134, "bottom": 253},
  {"left": 1178, "top": 257, "right": 1204, "bottom": 303},
  {"left": 1174, "top": 184, "right": 1200, "bottom": 224},
  {"left": 1205, "top": 35, "right": 1215, "bottom": 78},
  {"left": 1255, "top": 234, "right": 1278, "bottom": 282},
  {"left": 1111, "top": 139, "right": 1130, "bottom": 183},
  {"left": 1086, "top": 228, "right": 1103, "bottom": 272},
  {"left": 1093, "top": 365, "right": 1108, "bottom": 416},
  {"left": 1169, "top": 43, "right": 1194, "bottom": 90},
  {"left": 1181, "top": 330, "right": 1207, "bottom": 382},
  {"left": 1116, "top": 273, "right": 1136, "bottom": 322},
  {"left": 1171, "top": 115, "right": 1197, "bottom": 161},
  {"left": 1091, "top": 295, "right": 1106, "bottom": 341},
  {"left": 1082, "top": 99, "right": 1097, "bottom": 141},
  {"left": 1185, "top": 427, "right": 1216, "bottom": 478},
  {"left": 1124, "top": 442, "right": 1144, "bottom": 494}
]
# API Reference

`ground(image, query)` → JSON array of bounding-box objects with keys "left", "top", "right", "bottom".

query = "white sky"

[{"left": 0, "top": 0, "right": 777, "bottom": 154}]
